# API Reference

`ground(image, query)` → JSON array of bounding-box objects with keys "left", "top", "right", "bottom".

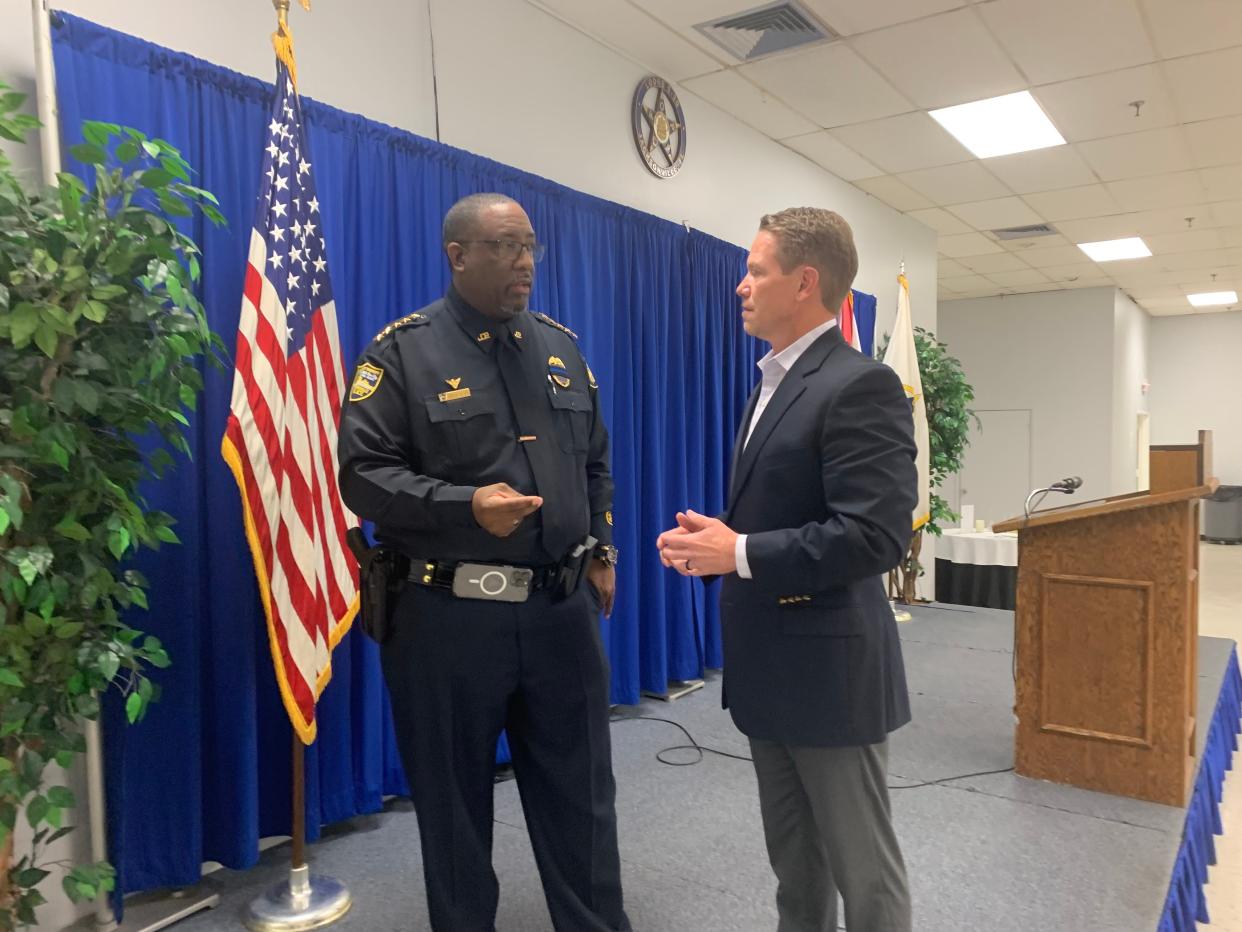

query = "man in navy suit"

[{"left": 657, "top": 207, "right": 916, "bottom": 932}]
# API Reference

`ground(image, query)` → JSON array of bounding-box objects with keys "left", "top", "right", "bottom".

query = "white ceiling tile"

[
  {"left": 983, "top": 146, "right": 1099, "bottom": 194},
  {"left": 1033, "top": 65, "right": 1179, "bottom": 142},
  {"left": 957, "top": 252, "right": 1033, "bottom": 273},
  {"left": 1022, "top": 185, "right": 1123, "bottom": 221},
  {"left": 534, "top": 0, "right": 724, "bottom": 80},
  {"left": 987, "top": 268, "right": 1053, "bottom": 287},
  {"left": 1184, "top": 115, "right": 1242, "bottom": 169},
  {"left": 853, "top": 175, "right": 935, "bottom": 211},
  {"left": 1111, "top": 266, "right": 1215, "bottom": 286},
  {"left": 682, "top": 70, "right": 818, "bottom": 139},
  {"left": 948, "top": 196, "right": 1045, "bottom": 230},
  {"left": 829, "top": 112, "right": 972, "bottom": 173},
  {"left": 1056, "top": 214, "right": 1147, "bottom": 242},
  {"left": 741, "top": 44, "right": 912, "bottom": 128},
  {"left": 1058, "top": 277, "right": 1117, "bottom": 289},
  {"left": 802, "top": 0, "right": 967, "bottom": 36},
  {"left": 1220, "top": 227, "right": 1242, "bottom": 247},
  {"left": 1212, "top": 202, "right": 1242, "bottom": 226},
  {"left": 940, "top": 274, "right": 996, "bottom": 292},
  {"left": 1164, "top": 47, "right": 1242, "bottom": 123},
  {"left": 1039, "top": 262, "right": 1108, "bottom": 283},
  {"left": 909, "top": 207, "right": 974, "bottom": 235},
  {"left": 980, "top": 0, "right": 1155, "bottom": 85},
  {"left": 1000, "top": 232, "right": 1075, "bottom": 251},
  {"left": 1145, "top": 229, "right": 1223, "bottom": 254},
  {"left": 1176, "top": 272, "right": 1241, "bottom": 292},
  {"left": 1023, "top": 245, "right": 1104, "bottom": 268},
  {"left": 1144, "top": 305, "right": 1197, "bottom": 316},
  {"left": 1107, "top": 171, "right": 1209, "bottom": 211},
  {"left": 1145, "top": 248, "right": 1242, "bottom": 271},
  {"left": 938, "top": 232, "right": 1006, "bottom": 257},
  {"left": 782, "top": 132, "right": 884, "bottom": 180},
  {"left": 626, "top": 0, "right": 752, "bottom": 26},
  {"left": 1127, "top": 206, "right": 1221, "bottom": 234},
  {"left": 1199, "top": 165, "right": 1242, "bottom": 201},
  {"left": 1076, "top": 127, "right": 1193, "bottom": 181},
  {"left": 849, "top": 9, "right": 1025, "bottom": 109},
  {"left": 1011, "top": 283, "right": 1071, "bottom": 293},
  {"left": 625, "top": 0, "right": 781, "bottom": 62},
  {"left": 897, "top": 162, "right": 1011, "bottom": 205},
  {"left": 1123, "top": 284, "right": 1185, "bottom": 300},
  {"left": 1139, "top": 0, "right": 1242, "bottom": 59},
  {"left": 937, "top": 258, "right": 974, "bottom": 277}
]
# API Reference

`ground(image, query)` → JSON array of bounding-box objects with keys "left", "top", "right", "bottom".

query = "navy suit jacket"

[{"left": 718, "top": 325, "right": 917, "bottom": 747}]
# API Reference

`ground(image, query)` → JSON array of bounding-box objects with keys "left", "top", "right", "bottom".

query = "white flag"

[{"left": 884, "top": 274, "right": 930, "bottom": 531}]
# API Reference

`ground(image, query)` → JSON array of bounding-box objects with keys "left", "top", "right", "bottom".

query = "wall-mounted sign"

[{"left": 631, "top": 75, "right": 686, "bottom": 179}]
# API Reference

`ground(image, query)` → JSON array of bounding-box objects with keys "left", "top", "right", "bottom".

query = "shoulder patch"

[
  {"left": 349, "top": 363, "right": 384, "bottom": 402},
  {"left": 373, "top": 312, "right": 428, "bottom": 343},
  {"left": 533, "top": 312, "right": 578, "bottom": 340}
]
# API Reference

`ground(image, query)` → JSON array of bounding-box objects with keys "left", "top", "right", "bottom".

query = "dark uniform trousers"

[{"left": 381, "top": 580, "right": 628, "bottom": 932}]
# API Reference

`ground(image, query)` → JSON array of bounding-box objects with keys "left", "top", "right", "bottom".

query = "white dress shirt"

[{"left": 735, "top": 318, "right": 838, "bottom": 579}]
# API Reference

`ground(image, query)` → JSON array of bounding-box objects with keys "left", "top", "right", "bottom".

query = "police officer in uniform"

[{"left": 337, "top": 193, "right": 629, "bottom": 932}]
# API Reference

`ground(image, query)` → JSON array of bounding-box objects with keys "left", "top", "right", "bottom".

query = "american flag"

[{"left": 221, "top": 59, "right": 358, "bottom": 744}]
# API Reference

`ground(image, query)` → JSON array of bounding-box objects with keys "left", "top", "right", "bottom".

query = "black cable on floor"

[{"left": 612, "top": 713, "right": 1015, "bottom": 789}]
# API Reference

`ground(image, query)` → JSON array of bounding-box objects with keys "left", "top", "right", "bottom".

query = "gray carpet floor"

[{"left": 148, "top": 604, "right": 1236, "bottom": 931}]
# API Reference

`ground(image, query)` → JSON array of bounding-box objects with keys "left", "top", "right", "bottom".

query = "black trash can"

[{"left": 1204, "top": 485, "right": 1242, "bottom": 544}]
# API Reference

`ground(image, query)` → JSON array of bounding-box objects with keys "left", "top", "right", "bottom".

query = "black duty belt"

[{"left": 407, "top": 558, "right": 560, "bottom": 592}]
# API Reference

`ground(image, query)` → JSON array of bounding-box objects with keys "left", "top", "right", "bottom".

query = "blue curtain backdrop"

[{"left": 51, "top": 13, "right": 876, "bottom": 899}]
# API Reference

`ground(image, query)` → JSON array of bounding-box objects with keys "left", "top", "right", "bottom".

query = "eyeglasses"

[{"left": 459, "top": 239, "right": 547, "bottom": 263}]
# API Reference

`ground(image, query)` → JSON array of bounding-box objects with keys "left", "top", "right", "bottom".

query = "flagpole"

[
  {"left": 242, "top": 7, "right": 349, "bottom": 924},
  {"left": 291, "top": 736, "right": 305, "bottom": 871}
]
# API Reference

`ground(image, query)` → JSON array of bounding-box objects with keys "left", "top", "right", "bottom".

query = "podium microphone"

[{"left": 1025, "top": 477, "right": 1083, "bottom": 517}]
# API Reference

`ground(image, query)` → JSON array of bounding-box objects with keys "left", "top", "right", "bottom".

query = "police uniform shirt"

[{"left": 337, "top": 286, "right": 614, "bottom": 566}]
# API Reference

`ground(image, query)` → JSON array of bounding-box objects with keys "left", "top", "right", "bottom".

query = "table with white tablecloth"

[{"left": 934, "top": 528, "right": 1018, "bottom": 609}]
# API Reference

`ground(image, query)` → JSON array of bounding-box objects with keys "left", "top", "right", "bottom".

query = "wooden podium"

[{"left": 994, "top": 431, "right": 1216, "bottom": 805}]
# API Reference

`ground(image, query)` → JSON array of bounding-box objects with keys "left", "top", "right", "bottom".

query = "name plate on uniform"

[{"left": 438, "top": 387, "right": 472, "bottom": 403}]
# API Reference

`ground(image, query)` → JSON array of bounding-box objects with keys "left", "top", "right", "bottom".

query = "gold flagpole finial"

[{"left": 271, "top": 0, "right": 312, "bottom": 88}]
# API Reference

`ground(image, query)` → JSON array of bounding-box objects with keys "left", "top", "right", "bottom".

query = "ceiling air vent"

[
  {"left": 695, "top": 1, "right": 837, "bottom": 62},
  {"left": 992, "top": 224, "right": 1058, "bottom": 240}
]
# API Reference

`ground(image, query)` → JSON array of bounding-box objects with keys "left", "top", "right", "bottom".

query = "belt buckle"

[{"left": 450, "top": 563, "right": 532, "bottom": 602}]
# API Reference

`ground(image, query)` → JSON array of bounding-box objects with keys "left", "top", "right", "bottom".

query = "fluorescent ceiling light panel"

[
  {"left": 929, "top": 91, "right": 1066, "bottom": 159},
  {"left": 1077, "top": 237, "right": 1152, "bottom": 262},
  {"left": 1187, "top": 291, "right": 1237, "bottom": 307}
]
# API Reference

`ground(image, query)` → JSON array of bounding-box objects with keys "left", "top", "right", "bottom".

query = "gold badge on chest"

[{"left": 547, "top": 355, "right": 571, "bottom": 389}]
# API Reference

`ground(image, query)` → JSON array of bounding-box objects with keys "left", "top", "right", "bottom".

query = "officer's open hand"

[
  {"left": 472, "top": 483, "right": 543, "bottom": 538},
  {"left": 586, "top": 560, "right": 616, "bottom": 617}
]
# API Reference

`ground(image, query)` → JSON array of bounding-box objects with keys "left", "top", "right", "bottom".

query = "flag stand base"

[
  {"left": 243, "top": 865, "right": 351, "bottom": 931},
  {"left": 642, "top": 679, "right": 706, "bottom": 701}
]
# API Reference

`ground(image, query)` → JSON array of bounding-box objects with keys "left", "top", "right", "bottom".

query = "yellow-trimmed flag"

[
  {"left": 884, "top": 274, "right": 930, "bottom": 531},
  {"left": 220, "top": 33, "right": 358, "bottom": 744}
]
